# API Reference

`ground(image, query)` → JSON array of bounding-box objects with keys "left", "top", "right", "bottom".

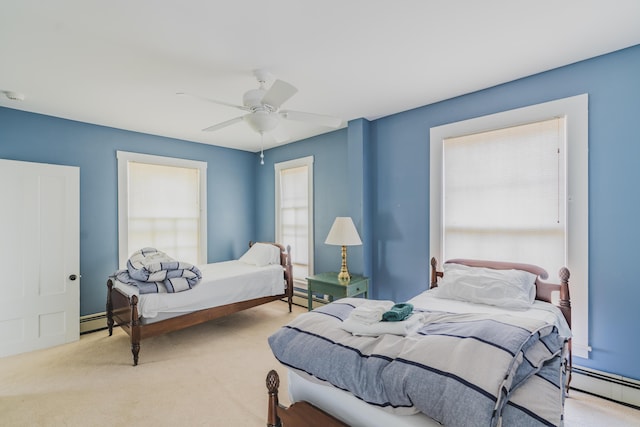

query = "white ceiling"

[{"left": 2, "top": 1, "right": 639, "bottom": 153}]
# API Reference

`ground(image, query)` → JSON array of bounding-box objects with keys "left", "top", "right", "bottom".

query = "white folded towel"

[
  {"left": 341, "top": 313, "right": 424, "bottom": 337},
  {"left": 348, "top": 300, "right": 395, "bottom": 324}
]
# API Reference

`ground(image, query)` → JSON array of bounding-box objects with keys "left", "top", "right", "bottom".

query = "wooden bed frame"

[
  {"left": 266, "top": 257, "right": 572, "bottom": 426},
  {"left": 106, "top": 242, "right": 293, "bottom": 365},
  {"left": 267, "top": 370, "right": 348, "bottom": 427}
]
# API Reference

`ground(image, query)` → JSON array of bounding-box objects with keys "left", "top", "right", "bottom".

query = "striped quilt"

[
  {"left": 268, "top": 298, "right": 568, "bottom": 427},
  {"left": 115, "top": 247, "right": 202, "bottom": 294}
]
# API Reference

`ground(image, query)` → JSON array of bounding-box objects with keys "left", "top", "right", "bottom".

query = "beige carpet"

[{"left": 1, "top": 300, "right": 638, "bottom": 427}]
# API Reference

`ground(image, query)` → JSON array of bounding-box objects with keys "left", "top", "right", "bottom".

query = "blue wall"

[{"left": 0, "top": 109, "right": 257, "bottom": 316}]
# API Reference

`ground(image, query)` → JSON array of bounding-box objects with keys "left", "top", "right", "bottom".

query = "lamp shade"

[{"left": 325, "top": 217, "right": 362, "bottom": 246}]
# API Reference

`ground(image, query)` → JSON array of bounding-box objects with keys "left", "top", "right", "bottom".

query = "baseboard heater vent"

[
  {"left": 571, "top": 365, "right": 640, "bottom": 409},
  {"left": 80, "top": 312, "right": 108, "bottom": 334}
]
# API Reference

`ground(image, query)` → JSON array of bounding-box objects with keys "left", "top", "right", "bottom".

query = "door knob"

[{"left": 69, "top": 274, "right": 78, "bottom": 281}]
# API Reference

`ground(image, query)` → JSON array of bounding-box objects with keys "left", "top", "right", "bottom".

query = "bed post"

[
  {"left": 558, "top": 267, "right": 571, "bottom": 328},
  {"left": 558, "top": 266, "right": 572, "bottom": 389},
  {"left": 130, "top": 295, "right": 141, "bottom": 366},
  {"left": 430, "top": 257, "right": 442, "bottom": 289},
  {"left": 285, "top": 245, "right": 293, "bottom": 313},
  {"left": 106, "top": 279, "right": 114, "bottom": 336},
  {"left": 266, "top": 370, "right": 281, "bottom": 427}
]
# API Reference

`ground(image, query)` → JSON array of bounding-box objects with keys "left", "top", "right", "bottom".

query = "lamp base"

[
  {"left": 337, "top": 270, "right": 350, "bottom": 282},
  {"left": 338, "top": 245, "right": 350, "bottom": 282}
]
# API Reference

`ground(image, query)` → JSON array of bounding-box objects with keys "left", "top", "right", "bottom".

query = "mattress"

[
  {"left": 285, "top": 289, "right": 571, "bottom": 426},
  {"left": 112, "top": 260, "right": 285, "bottom": 321}
]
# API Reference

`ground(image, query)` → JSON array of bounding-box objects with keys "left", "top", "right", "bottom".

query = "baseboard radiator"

[
  {"left": 572, "top": 365, "right": 640, "bottom": 408},
  {"left": 80, "top": 312, "right": 108, "bottom": 334}
]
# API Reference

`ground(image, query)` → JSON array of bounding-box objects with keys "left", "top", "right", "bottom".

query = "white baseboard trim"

[
  {"left": 80, "top": 312, "right": 108, "bottom": 334},
  {"left": 572, "top": 365, "right": 640, "bottom": 408}
]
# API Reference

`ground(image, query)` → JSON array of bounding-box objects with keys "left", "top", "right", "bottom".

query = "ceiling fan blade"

[
  {"left": 280, "top": 110, "right": 342, "bottom": 128},
  {"left": 177, "top": 92, "right": 250, "bottom": 112},
  {"left": 202, "top": 116, "right": 245, "bottom": 132},
  {"left": 261, "top": 80, "right": 298, "bottom": 109},
  {"left": 270, "top": 126, "right": 290, "bottom": 144}
]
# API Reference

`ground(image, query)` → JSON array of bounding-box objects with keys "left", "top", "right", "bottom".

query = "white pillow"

[
  {"left": 238, "top": 243, "right": 281, "bottom": 267},
  {"left": 437, "top": 263, "right": 537, "bottom": 310}
]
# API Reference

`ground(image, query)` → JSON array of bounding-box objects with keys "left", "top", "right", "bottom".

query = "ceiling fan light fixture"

[{"left": 245, "top": 111, "right": 279, "bottom": 133}]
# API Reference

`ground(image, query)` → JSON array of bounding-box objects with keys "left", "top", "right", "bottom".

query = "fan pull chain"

[{"left": 260, "top": 132, "right": 265, "bottom": 165}]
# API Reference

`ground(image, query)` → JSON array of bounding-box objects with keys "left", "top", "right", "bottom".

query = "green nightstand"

[{"left": 306, "top": 272, "right": 369, "bottom": 311}]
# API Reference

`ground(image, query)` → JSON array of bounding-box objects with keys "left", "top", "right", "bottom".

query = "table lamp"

[{"left": 325, "top": 217, "right": 362, "bottom": 281}]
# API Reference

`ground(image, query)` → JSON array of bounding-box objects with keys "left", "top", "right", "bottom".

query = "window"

[
  {"left": 117, "top": 151, "right": 207, "bottom": 267},
  {"left": 442, "top": 117, "right": 566, "bottom": 275},
  {"left": 275, "top": 156, "right": 314, "bottom": 288},
  {"left": 430, "top": 94, "right": 589, "bottom": 358}
]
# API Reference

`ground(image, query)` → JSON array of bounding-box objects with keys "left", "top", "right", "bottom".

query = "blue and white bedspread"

[
  {"left": 268, "top": 298, "right": 568, "bottom": 427},
  {"left": 115, "top": 247, "right": 202, "bottom": 294}
]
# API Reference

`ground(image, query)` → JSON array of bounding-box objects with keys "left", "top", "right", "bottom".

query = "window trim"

[
  {"left": 116, "top": 151, "right": 208, "bottom": 267},
  {"left": 429, "top": 94, "right": 589, "bottom": 358},
  {"left": 274, "top": 156, "right": 314, "bottom": 283}
]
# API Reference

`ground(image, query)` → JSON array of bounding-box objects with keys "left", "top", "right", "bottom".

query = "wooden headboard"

[{"left": 249, "top": 241, "right": 293, "bottom": 291}]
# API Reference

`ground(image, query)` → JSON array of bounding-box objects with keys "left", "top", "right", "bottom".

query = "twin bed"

[
  {"left": 266, "top": 257, "right": 572, "bottom": 427},
  {"left": 106, "top": 242, "right": 293, "bottom": 365}
]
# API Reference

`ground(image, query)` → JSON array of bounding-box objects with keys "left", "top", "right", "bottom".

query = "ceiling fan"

[{"left": 178, "top": 69, "right": 342, "bottom": 146}]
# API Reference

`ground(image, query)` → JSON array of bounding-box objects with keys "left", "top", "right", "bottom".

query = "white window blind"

[
  {"left": 443, "top": 118, "right": 566, "bottom": 276},
  {"left": 128, "top": 162, "right": 201, "bottom": 264},
  {"left": 117, "top": 151, "right": 207, "bottom": 267},
  {"left": 280, "top": 166, "right": 309, "bottom": 278},
  {"left": 275, "top": 156, "right": 314, "bottom": 284}
]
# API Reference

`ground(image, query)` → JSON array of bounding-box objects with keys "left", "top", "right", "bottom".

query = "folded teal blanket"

[{"left": 382, "top": 303, "right": 414, "bottom": 322}]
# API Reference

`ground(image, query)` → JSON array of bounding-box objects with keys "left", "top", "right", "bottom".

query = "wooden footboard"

[
  {"left": 107, "top": 242, "right": 294, "bottom": 365},
  {"left": 106, "top": 279, "right": 142, "bottom": 364},
  {"left": 266, "top": 370, "right": 348, "bottom": 427}
]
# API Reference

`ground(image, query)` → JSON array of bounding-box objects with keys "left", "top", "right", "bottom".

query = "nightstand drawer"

[
  {"left": 346, "top": 283, "right": 367, "bottom": 297},
  {"left": 306, "top": 272, "right": 369, "bottom": 310}
]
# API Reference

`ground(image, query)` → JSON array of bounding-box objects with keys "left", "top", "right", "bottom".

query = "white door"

[{"left": 0, "top": 159, "right": 80, "bottom": 357}]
